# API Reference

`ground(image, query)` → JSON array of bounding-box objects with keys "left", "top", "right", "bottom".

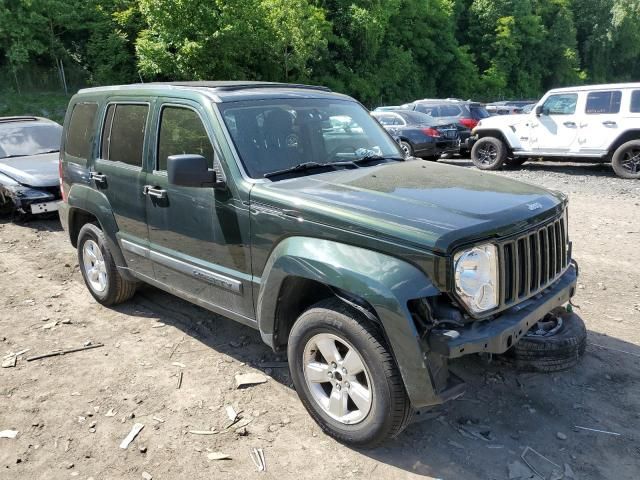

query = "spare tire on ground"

[{"left": 503, "top": 307, "right": 587, "bottom": 373}]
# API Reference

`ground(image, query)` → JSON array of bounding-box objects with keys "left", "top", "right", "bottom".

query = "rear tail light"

[
  {"left": 459, "top": 118, "right": 478, "bottom": 129},
  {"left": 421, "top": 127, "right": 441, "bottom": 137},
  {"left": 59, "top": 157, "right": 66, "bottom": 202}
]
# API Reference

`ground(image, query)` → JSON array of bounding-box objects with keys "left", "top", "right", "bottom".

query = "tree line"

[{"left": 1, "top": 0, "right": 639, "bottom": 106}]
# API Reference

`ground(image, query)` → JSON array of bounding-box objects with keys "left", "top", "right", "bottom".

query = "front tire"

[
  {"left": 471, "top": 136, "right": 507, "bottom": 170},
  {"left": 288, "top": 298, "right": 411, "bottom": 448},
  {"left": 611, "top": 140, "right": 640, "bottom": 179},
  {"left": 78, "top": 223, "right": 137, "bottom": 306}
]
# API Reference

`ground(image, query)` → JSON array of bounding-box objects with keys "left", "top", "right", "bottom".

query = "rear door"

[
  {"left": 576, "top": 90, "right": 623, "bottom": 152},
  {"left": 529, "top": 92, "right": 580, "bottom": 152},
  {"left": 145, "top": 99, "right": 254, "bottom": 319},
  {"left": 94, "top": 100, "right": 154, "bottom": 277}
]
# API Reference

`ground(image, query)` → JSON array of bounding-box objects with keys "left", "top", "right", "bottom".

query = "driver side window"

[
  {"left": 542, "top": 94, "right": 578, "bottom": 115},
  {"left": 157, "top": 106, "right": 214, "bottom": 171}
]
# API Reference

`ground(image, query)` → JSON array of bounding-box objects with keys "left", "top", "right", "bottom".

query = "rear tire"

[
  {"left": 77, "top": 223, "right": 137, "bottom": 306},
  {"left": 288, "top": 298, "right": 412, "bottom": 448},
  {"left": 399, "top": 140, "right": 413, "bottom": 157},
  {"left": 611, "top": 140, "right": 640, "bottom": 179},
  {"left": 471, "top": 136, "right": 507, "bottom": 170}
]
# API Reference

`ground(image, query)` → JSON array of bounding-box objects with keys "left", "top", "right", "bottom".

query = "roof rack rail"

[{"left": 145, "top": 81, "right": 332, "bottom": 92}]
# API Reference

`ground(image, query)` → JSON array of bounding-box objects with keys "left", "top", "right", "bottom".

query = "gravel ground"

[{"left": 1, "top": 159, "right": 639, "bottom": 480}]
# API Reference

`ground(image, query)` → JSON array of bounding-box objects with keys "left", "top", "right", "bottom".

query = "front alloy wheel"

[
  {"left": 471, "top": 136, "right": 507, "bottom": 170},
  {"left": 288, "top": 299, "right": 412, "bottom": 447},
  {"left": 303, "top": 333, "right": 372, "bottom": 424}
]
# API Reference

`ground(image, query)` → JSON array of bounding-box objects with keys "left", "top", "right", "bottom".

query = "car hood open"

[
  {"left": 253, "top": 160, "right": 565, "bottom": 254},
  {"left": 0, "top": 152, "right": 60, "bottom": 187}
]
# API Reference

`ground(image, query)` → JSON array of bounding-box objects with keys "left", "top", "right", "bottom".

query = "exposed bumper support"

[{"left": 429, "top": 261, "right": 578, "bottom": 359}]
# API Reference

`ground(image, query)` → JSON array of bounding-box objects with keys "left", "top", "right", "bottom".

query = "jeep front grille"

[{"left": 499, "top": 211, "right": 569, "bottom": 306}]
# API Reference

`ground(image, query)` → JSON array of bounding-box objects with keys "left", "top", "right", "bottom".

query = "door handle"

[
  {"left": 143, "top": 186, "right": 167, "bottom": 199},
  {"left": 89, "top": 172, "right": 107, "bottom": 183},
  {"left": 579, "top": 123, "right": 588, "bottom": 128},
  {"left": 602, "top": 120, "right": 617, "bottom": 127},
  {"left": 563, "top": 121, "right": 577, "bottom": 128}
]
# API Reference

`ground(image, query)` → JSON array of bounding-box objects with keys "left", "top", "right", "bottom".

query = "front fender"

[{"left": 257, "top": 236, "right": 442, "bottom": 407}]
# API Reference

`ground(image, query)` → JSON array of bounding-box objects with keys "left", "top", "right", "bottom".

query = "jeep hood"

[
  {"left": 253, "top": 161, "right": 565, "bottom": 254},
  {"left": 0, "top": 152, "right": 60, "bottom": 188},
  {"left": 477, "top": 114, "right": 529, "bottom": 131}
]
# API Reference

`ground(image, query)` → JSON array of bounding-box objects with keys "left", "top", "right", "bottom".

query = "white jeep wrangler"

[{"left": 469, "top": 83, "right": 640, "bottom": 178}]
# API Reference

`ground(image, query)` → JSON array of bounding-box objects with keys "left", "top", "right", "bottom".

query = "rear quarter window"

[
  {"left": 438, "top": 105, "right": 463, "bottom": 117},
  {"left": 631, "top": 91, "right": 640, "bottom": 113},
  {"left": 100, "top": 104, "right": 148, "bottom": 167},
  {"left": 585, "top": 91, "right": 622, "bottom": 114},
  {"left": 66, "top": 103, "right": 98, "bottom": 159}
]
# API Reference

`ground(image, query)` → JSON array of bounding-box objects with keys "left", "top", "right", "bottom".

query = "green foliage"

[{"left": 1, "top": 0, "right": 639, "bottom": 104}]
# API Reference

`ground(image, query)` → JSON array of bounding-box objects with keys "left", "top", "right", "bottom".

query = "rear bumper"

[{"left": 428, "top": 261, "right": 578, "bottom": 359}]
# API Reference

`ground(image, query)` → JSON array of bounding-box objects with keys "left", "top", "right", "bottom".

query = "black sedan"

[
  {"left": 371, "top": 110, "right": 459, "bottom": 160},
  {"left": 0, "top": 116, "right": 62, "bottom": 215}
]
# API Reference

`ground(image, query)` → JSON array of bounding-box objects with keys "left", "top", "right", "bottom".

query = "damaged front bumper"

[
  {"left": 0, "top": 184, "right": 60, "bottom": 214},
  {"left": 429, "top": 261, "right": 578, "bottom": 359}
]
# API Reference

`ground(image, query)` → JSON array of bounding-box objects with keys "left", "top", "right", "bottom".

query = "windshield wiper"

[
  {"left": 351, "top": 154, "right": 405, "bottom": 165},
  {"left": 264, "top": 161, "right": 337, "bottom": 179},
  {"left": 35, "top": 149, "right": 60, "bottom": 155}
]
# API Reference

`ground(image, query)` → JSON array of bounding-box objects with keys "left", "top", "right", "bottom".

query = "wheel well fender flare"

[
  {"left": 65, "top": 183, "right": 133, "bottom": 280},
  {"left": 256, "top": 236, "right": 442, "bottom": 407},
  {"left": 476, "top": 129, "right": 516, "bottom": 153},
  {"left": 608, "top": 130, "right": 640, "bottom": 156}
]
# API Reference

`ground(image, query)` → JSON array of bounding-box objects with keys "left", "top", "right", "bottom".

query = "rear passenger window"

[
  {"left": 157, "top": 106, "right": 214, "bottom": 171},
  {"left": 415, "top": 105, "right": 438, "bottom": 116},
  {"left": 439, "top": 105, "right": 463, "bottom": 117},
  {"left": 101, "top": 104, "right": 148, "bottom": 166},
  {"left": 66, "top": 103, "right": 98, "bottom": 159},
  {"left": 585, "top": 91, "right": 621, "bottom": 114},
  {"left": 631, "top": 91, "right": 640, "bottom": 113}
]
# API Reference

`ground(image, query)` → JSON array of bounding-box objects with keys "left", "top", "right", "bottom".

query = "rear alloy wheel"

[
  {"left": 288, "top": 298, "right": 412, "bottom": 448},
  {"left": 78, "top": 223, "right": 137, "bottom": 306},
  {"left": 399, "top": 140, "right": 413, "bottom": 157},
  {"left": 611, "top": 140, "right": 640, "bottom": 179},
  {"left": 471, "top": 136, "right": 507, "bottom": 170}
]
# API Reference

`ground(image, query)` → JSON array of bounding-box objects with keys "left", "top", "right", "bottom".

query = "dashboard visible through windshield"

[{"left": 218, "top": 99, "right": 403, "bottom": 179}]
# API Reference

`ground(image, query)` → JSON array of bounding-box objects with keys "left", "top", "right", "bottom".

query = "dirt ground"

[{"left": 1, "top": 159, "right": 639, "bottom": 480}]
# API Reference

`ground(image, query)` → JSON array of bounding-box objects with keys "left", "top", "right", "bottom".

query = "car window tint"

[
  {"left": 585, "top": 91, "right": 621, "bottom": 114},
  {"left": 439, "top": 105, "right": 462, "bottom": 116},
  {"left": 470, "top": 105, "right": 490, "bottom": 119},
  {"left": 157, "top": 106, "right": 214, "bottom": 171},
  {"left": 374, "top": 114, "right": 396, "bottom": 126},
  {"left": 101, "top": 104, "right": 148, "bottom": 166},
  {"left": 630, "top": 91, "right": 640, "bottom": 113},
  {"left": 398, "top": 111, "right": 435, "bottom": 125},
  {"left": 414, "top": 104, "right": 438, "bottom": 116},
  {"left": 542, "top": 94, "right": 577, "bottom": 115},
  {"left": 66, "top": 103, "right": 97, "bottom": 159}
]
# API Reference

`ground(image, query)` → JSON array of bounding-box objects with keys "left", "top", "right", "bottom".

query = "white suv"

[{"left": 470, "top": 83, "right": 640, "bottom": 178}]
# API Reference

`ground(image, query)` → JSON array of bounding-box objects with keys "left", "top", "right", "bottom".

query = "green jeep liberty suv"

[{"left": 59, "top": 82, "right": 581, "bottom": 447}]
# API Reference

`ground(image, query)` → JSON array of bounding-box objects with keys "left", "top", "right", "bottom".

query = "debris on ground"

[
  {"left": 507, "top": 460, "right": 536, "bottom": 479},
  {"left": 176, "top": 371, "right": 183, "bottom": 389},
  {"left": 188, "top": 429, "right": 217, "bottom": 435},
  {"left": 26, "top": 343, "right": 104, "bottom": 362},
  {"left": 0, "top": 430, "right": 19, "bottom": 439},
  {"left": 119, "top": 423, "right": 144, "bottom": 449},
  {"left": 235, "top": 373, "right": 268, "bottom": 388},
  {"left": 520, "top": 446, "right": 562, "bottom": 480},
  {"left": 574, "top": 425, "right": 621, "bottom": 436},
  {"left": 207, "top": 452, "right": 231, "bottom": 461},
  {"left": 556, "top": 432, "right": 567, "bottom": 440},
  {"left": 250, "top": 447, "right": 266, "bottom": 472},
  {"left": 564, "top": 463, "right": 577, "bottom": 479},
  {"left": 105, "top": 408, "right": 117, "bottom": 417},
  {"left": 225, "top": 405, "right": 239, "bottom": 423},
  {"left": 142, "top": 471, "right": 152, "bottom": 480},
  {"left": 2, "top": 355, "right": 17, "bottom": 368}
]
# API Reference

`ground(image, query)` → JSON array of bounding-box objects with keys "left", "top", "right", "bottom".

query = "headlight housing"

[{"left": 454, "top": 244, "right": 499, "bottom": 313}]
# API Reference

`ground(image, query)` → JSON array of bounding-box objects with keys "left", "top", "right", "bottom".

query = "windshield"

[
  {"left": 218, "top": 99, "right": 403, "bottom": 179},
  {"left": 0, "top": 122, "right": 62, "bottom": 159}
]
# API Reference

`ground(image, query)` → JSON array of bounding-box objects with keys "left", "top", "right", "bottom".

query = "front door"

[
  {"left": 529, "top": 92, "right": 580, "bottom": 152},
  {"left": 93, "top": 100, "right": 154, "bottom": 277},
  {"left": 145, "top": 100, "right": 254, "bottom": 320}
]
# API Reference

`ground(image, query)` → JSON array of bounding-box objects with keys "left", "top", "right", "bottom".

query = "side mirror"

[
  {"left": 167, "top": 154, "right": 220, "bottom": 188},
  {"left": 535, "top": 105, "right": 544, "bottom": 116}
]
